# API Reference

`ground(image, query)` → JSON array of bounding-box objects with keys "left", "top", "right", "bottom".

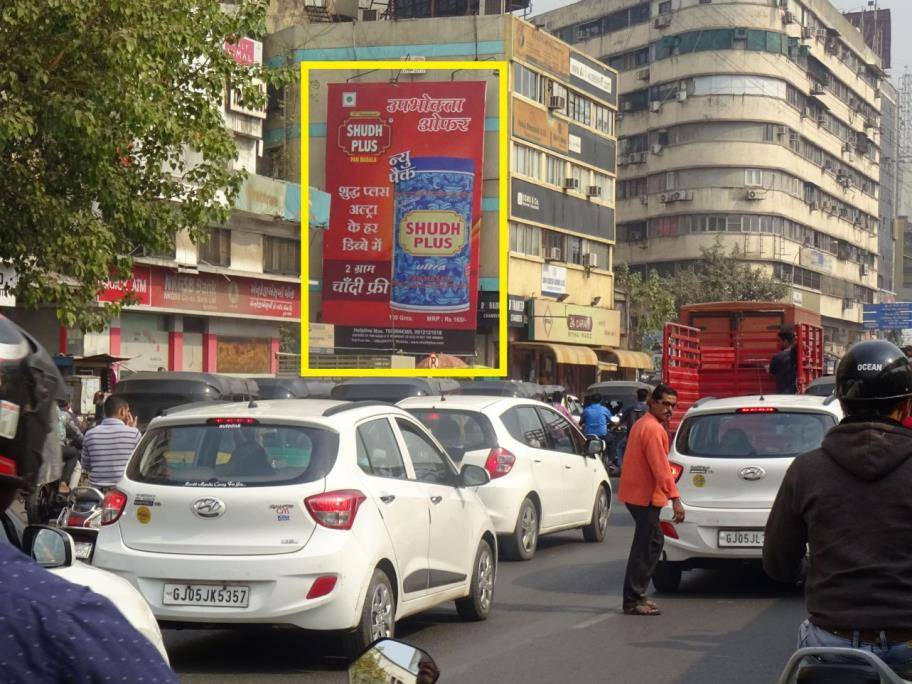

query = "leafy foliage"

[
  {"left": 0, "top": 0, "right": 287, "bottom": 330},
  {"left": 617, "top": 239, "right": 789, "bottom": 351}
]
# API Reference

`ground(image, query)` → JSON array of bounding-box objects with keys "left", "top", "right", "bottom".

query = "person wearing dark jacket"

[
  {"left": 764, "top": 339, "right": 912, "bottom": 678},
  {"left": 769, "top": 327, "right": 799, "bottom": 394}
]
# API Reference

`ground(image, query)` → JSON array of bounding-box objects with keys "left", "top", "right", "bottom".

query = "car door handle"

[
  {"left": 533, "top": 459, "right": 543, "bottom": 463},
  {"left": 430, "top": 496, "right": 443, "bottom": 505},
  {"left": 379, "top": 495, "right": 396, "bottom": 504},
  {"left": 564, "top": 465, "right": 572, "bottom": 470}
]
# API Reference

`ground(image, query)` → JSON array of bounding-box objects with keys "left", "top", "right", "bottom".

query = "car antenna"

[{"left": 248, "top": 398, "right": 258, "bottom": 409}]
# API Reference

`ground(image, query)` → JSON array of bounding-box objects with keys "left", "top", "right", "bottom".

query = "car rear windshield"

[
  {"left": 405, "top": 409, "right": 497, "bottom": 463},
  {"left": 676, "top": 411, "right": 837, "bottom": 458},
  {"left": 127, "top": 423, "right": 338, "bottom": 487}
]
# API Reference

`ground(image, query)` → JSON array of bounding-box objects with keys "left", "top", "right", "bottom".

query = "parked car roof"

[
  {"left": 587, "top": 381, "right": 654, "bottom": 393},
  {"left": 683, "top": 394, "right": 841, "bottom": 417},
  {"left": 115, "top": 372, "right": 259, "bottom": 397},
  {"left": 459, "top": 380, "right": 546, "bottom": 399},
  {"left": 252, "top": 378, "right": 335, "bottom": 400},
  {"left": 330, "top": 377, "right": 460, "bottom": 402}
]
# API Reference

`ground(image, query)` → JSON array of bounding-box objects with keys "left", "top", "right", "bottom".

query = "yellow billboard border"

[{"left": 300, "top": 60, "right": 509, "bottom": 379}]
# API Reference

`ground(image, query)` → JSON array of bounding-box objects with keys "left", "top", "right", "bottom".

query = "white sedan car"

[
  {"left": 399, "top": 396, "right": 611, "bottom": 561},
  {"left": 92, "top": 399, "right": 497, "bottom": 657},
  {"left": 653, "top": 394, "right": 842, "bottom": 592}
]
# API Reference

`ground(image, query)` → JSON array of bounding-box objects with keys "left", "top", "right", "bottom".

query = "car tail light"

[
  {"left": 305, "top": 490, "right": 366, "bottom": 530},
  {"left": 306, "top": 575, "right": 338, "bottom": 599},
  {"left": 737, "top": 407, "right": 777, "bottom": 414},
  {"left": 101, "top": 490, "right": 128, "bottom": 525},
  {"left": 425, "top": 412, "right": 440, "bottom": 421},
  {"left": 669, "top": 461, "right": 684, "bottom": 483},
  {"left": 660, "top": 521, "right": 679, "bottom": 539},
  {"left": 484, "top": 448, "right": 516, "bottom": 479}
]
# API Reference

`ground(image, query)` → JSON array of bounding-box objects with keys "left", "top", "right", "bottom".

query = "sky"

[{"left": 529, "top": 0, "right": 910, "bottom": 81}]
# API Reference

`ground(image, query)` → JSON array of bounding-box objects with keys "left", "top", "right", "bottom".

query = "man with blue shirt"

[
  {"left": 0, "top": 315, "right": 176, "bottom": 683},
  {"left": 581, "top": 394, "right": 614, "bottom": 470}
]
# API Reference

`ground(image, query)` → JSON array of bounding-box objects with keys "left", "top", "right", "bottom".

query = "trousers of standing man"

[{"left": 622, "top": 503, "right": 664, "bottom": 610}]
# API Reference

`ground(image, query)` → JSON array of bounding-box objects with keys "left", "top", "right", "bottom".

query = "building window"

[
  {"left": 546, "top": 156, "right": 565, "bottom": 187},
  {"left": 593, "top": 103, "right": 614, "bottom": 135},
  {"left": 567, "top": 236, "right": 583, "bottom": 265},
  {"left": 744, "top": 169, "right": 764, "bottom": 187},
  {"left": 658, "top": 1, "right": 672, "bottom": 14},
  {"left": 566, "top": 90, "right": 592, "bottom": 127},
  {"left": 512, "top": 143, "right": 542, "bottom": 180},
  {"left": 542, "top": 230, "right": 565, "bottom": 261},
  {"left": 509, "top": 222, "right": 541, "bottom": 256},
  {"left": 263, "top": 236, "right": 301, "bottom": 276},
  {"left": 198, "top": 227, "right": 230, "bottom": 267},
  {"left": 514, "top": 63, "right": 542, "bottom": 103},
  {"left": 583, "top": 240, "right": 610, "bottom": 268}
]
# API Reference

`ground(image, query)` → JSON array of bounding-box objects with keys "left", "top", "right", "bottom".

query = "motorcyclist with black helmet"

[
  {"left": 0, "top": 315, "right": 176, "bottom": 682},
  {"left": 764, "top": 339, "right": 912, "bottom": 678}
]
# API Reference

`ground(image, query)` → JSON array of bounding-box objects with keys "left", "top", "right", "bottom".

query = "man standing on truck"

[{"left": 769, "top": 326, "right": 799, "bottom": 394}]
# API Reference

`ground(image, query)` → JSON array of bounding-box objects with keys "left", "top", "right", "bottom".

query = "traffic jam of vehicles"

[{"left": 30, "top": 300, "right": 858, "bottom": 677}]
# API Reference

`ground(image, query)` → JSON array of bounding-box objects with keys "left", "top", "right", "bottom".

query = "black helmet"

[
  {"left": 0, "top": 315, "right": 66, "bottom": 490},
  {"left": 835, "top": 339, "right": 912, "bottom": 402}
]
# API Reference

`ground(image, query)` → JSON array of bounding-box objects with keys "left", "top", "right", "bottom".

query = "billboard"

[{"left": 322, "top": 81, "right": 486, "bottom": 354}]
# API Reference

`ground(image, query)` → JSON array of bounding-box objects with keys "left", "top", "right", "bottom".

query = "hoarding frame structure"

[{"left": 300, "top": 60, "right": 509, "bottom": 379}]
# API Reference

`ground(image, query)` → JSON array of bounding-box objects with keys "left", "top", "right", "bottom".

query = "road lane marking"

[{"left": 573, "top": 611, "right": 620, "bottom": 629}]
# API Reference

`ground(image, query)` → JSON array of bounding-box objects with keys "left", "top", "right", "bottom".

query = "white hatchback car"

[
  {"left": 653, "top": 394, "right": 842, "bottom": 592},
  {"left": 92, "top": 399, "right": 497, "bottom": 657},
  {"left": 399, "top": 396, "right": 611, "bottom": 561}
]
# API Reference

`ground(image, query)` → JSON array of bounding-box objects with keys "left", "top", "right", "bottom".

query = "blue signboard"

[{"left": 862, "top": 303, "right": 912, "bottom": 330}]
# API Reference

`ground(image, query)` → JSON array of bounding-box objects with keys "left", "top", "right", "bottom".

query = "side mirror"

[
  {"left": 22, "top": 525, "right": 75, "bottom": 569},
  {"left": 585, "top": 437, "right": 603, "bottom": 457},
  {"left": 348, "top": 637, "right": 439, "bottom": 683},
  {"left": 460, "top": 464, "right": 491, "bottom": 487}
]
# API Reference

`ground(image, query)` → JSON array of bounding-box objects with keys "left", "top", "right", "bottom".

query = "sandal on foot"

[{"left": 623, "top": 604, "right": 661, "bottom": 616}]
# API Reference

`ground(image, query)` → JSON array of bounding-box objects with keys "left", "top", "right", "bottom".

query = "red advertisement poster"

[
  {"left": 322, "top": 81, "right": 486, "bottom": 354},
  {"left": 99, "top": 267, "right": 300, "bottom": 320}
]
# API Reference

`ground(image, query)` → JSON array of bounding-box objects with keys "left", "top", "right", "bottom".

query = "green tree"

[
  {"left": 615, "top": 263, "right": 677, "bottom": 353},
  {"left": 348, "top": 649, "right": 389, "bottom": 684},
  {"left": 678, "top": 238, "right": 789, "bottom": 305},
  {"left": 0, "top": 1, "right": 288, "bottom": 330}
]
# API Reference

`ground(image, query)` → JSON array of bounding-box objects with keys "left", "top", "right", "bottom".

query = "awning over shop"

[
  {"left": 596, "top": 348, "right": 654, "bottom": 370},
  {"left": 513, "top": 342, "right": 598, "bottom": 367},
  {"left": 598, "top": 362, "right": 619, "bottom": 373}
]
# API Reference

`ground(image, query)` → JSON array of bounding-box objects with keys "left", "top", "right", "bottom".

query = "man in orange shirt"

[{"left": 618, "top": 383, "right": 685, "bottom": 616}]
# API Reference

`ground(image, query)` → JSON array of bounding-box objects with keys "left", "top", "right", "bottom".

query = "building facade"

[
  {"left": 264, "top": 15, "right": 626, "bottom": 391},
  {"left": 539, "top": 0, "right": 885, "bottom": 356}
]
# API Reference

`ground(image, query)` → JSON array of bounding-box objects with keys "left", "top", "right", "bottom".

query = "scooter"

[
  {"left": 777, "top": 647, "right": 910, "bottom": 683},
  {"left": 348, "top": 638, "right": 439, "bottom": 684}
]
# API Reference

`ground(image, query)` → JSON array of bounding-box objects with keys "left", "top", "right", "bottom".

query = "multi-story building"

[
  {"left": 539, "top": 0, "right": 886, "bottom": 356},
  {"left": 265, "top": 12, "right": 630, "bottom": 391},
  {"left": 9, "top": 38, "right": 302, "bottom": 379}
]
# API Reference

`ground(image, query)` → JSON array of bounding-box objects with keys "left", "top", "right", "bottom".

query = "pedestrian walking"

[
  {"left": 617, "top": 383, "right": 684, "bottom": 616},
  {"left": 82, "top": 395, "right": 141, "bottom": 489}
]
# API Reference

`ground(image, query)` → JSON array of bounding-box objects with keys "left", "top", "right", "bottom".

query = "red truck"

[{"left": 662, "top": 302, "right": 825, "bottom": 433}]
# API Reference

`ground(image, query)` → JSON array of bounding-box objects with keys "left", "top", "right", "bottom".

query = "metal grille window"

[
  {"left": 198, "top": 228, "right": 230, "bottom": 267},
  {"left": 263, "top": 236, "right": 300, "bottom": 276}
]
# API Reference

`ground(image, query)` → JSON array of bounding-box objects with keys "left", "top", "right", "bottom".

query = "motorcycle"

[
  {"left": 349, "top": 638, "right": 439, "bottom": 684},
  {"left": 53, "top": 486, "right": 104, "bottom": 562},
  {"left": 777, "top": 646, "right": 910, "bottom": 683}
]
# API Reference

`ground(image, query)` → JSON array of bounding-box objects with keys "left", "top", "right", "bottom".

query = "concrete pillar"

[
  {"left": 202, "top": 319, "right": 217, "bottom": 373},
  {"left": 168, "top": 315, "right": 184, "bottom": 371},
  {"left": 269, "top": 337, "right": 280, "bottom": 375}
]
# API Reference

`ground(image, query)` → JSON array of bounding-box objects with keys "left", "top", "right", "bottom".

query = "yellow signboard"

[
  {"left": 511, "top": 18, "right": 570, "bottom": 77},
  {"left": 512, "top": 97, "right": 569, "bottom": 152},
  {"left": 531, "top": 299, "right": 620, "bottom": 347}
]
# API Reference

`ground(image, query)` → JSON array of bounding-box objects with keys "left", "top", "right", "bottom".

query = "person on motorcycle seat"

[
  {"left": 764, "top": 339, "right": 912, "bottom": 679},
  {"left": 0, "top": 314, "right": 176, "bottom": 682}
]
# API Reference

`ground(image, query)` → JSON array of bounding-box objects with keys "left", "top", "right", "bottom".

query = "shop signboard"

[
  {"left": 530, "top": 299, "right": 620, "bottom": 347},
  {"left": 98, "top": 267, "right": 300, "bottom": 320},
  {"left": 511, "top": 18, "right": 570, "bottom": 77},
  {"left": 508, "top": 295, "right": 528, "bottom": 328},
  {"left": 322, "top": 81, "right": 486, "bottom": 354},
  {"left": 541, "top": 264, "right": 567, "bottom": 298}
]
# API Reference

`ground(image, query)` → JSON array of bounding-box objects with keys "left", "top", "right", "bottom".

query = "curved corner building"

[{"left": 538, "top": 0, "right": 886, "bottom": 355}]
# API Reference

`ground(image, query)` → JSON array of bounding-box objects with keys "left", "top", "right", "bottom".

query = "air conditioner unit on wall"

[
  {"left": 746, "top": 189, "right": 767, "bottom": 200},
  {"left": 563, "top": 177, "right": 580, "bottom": 190},
  {"left": 783, "top": 11, "right": 796, "bottom": 24},
  {"left": 639, "top": 195, "right": 648, "bottom": 205},
  {"left": 676, "top": 89, "right": 688, "bottom": 102},
  {"left": 636, "top": 68, "right": 651, "bottom": 81},
  {"left": 650, "top": 100, "right": 662, "bottom": 113},
  {"left": 546, "top": 247, "right": 562, "bottom": 261},
  {"left": 654, "top": 15, "right": 672, "bottom": 28},
  {"left": 652, "top": 143, "right": 663, "bottom": 155},
  {"left": 584, "top": 252, "right": 599, "bottom": 268},
  {"left": 548, "top": 96, "right": 566, "bottom": 110},
  {"left": 586, "top": 185, "right": 602, "bottom": 197}
]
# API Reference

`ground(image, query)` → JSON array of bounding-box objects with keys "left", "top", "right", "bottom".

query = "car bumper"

[
  {"left": 475, "top": 479, "right": 528, "bottom": 535},
  {"left": 659, "top": 504, "right": 770, "bottom": 563},
  {"left": 93, "top": 526, "right": 372, "bottom": 631}
]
